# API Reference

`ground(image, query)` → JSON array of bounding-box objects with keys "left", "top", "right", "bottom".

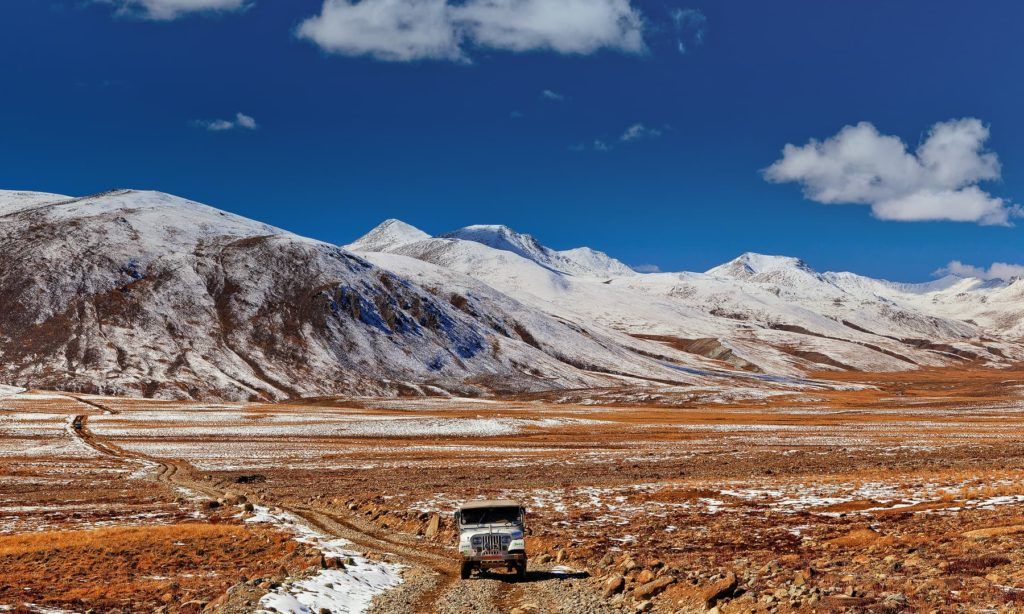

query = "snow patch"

[{"left": 246, "top": 507, "right": 403, "bottom": 614}]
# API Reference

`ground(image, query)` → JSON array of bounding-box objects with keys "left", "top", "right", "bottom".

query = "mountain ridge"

[{"left": 2, "top": 190, "right": 1021, "bottom": 402}]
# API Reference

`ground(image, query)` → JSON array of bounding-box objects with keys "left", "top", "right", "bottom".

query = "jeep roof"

[{"left": 458, "top": 499, "right": 521, "bottom": 510}]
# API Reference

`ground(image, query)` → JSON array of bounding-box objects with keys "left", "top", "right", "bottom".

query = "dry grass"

[
  {"left": 946, "top": 555, "right": 1011, "bottom": 575},
  {"left": 0, "top": 522, "right": 317, "bottom": 611}
]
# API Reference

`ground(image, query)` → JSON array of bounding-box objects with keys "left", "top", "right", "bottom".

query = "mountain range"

[{"left": 1, "top": 188, "right": 1021, "bottom": 401}]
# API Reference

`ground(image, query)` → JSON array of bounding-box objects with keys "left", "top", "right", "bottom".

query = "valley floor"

[{"left": 3, "top": 367, "right": 1024, "bottom": 612}]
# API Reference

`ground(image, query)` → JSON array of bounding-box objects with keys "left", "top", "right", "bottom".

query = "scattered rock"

[
  {"left": 424, "top": 514, "right": 441, "bottom": 538},
  {"left": 828, "top": 527, "right": 892, "bottom": 548},
  {"left": 700, "top": 572, "right": 737, "bottom": 609},
  {"left": 964, "top": 525, "right": 1024, "bottom": 540},
  {"left": 633, "top": 575, "right": 675, "bottom": 600},
  {"left": 603, "top": 573, "right": 625, "bottom": 597}
]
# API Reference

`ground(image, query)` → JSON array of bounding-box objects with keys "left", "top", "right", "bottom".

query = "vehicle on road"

[{"left": 455, "top": 499, "right": 527, "bottom": 579}]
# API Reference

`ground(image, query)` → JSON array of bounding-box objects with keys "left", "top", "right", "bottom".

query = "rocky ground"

[{"left": 2, "top": 366, "right": 1024, "bottom": 611}]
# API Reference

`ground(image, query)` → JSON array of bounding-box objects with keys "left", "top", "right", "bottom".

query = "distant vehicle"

[{"left": 455, "top": 499, "right": 527, "bottom": 580}]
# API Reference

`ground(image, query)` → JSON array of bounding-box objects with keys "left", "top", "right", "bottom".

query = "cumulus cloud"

[
  {"left": 105, "top": 0, "right": 249, "bottom": 20},
  {"left": 633, "top": 263, "right": 661, "bottom": 273},
  {"left": 620, "top": 123, "right": 661, "bottom": 142},
  {"left": 195, "top": 112, "right": 258, "bottom": 131},
  {"left": 935, "top": 260, "right": 1024, "bottom": 281},
  {"left": 296, "top": 0, "right": 646, "bottom": 62},
  {"left": 540, "top": 89, "right": 565, "bottom": 101},
  {"left": 764, "top": 118, "right": 1020, "bottom": 226}
]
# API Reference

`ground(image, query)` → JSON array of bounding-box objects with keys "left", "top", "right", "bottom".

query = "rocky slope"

[
  {"left": 3, "top": 187, "right": 1020, "bottom": 401},
  {"left": 350, "top": 220, "right": 1023, "bottom": 376},
  {"left": 0, "top": 190, "right": 701, "bottom": 400}
]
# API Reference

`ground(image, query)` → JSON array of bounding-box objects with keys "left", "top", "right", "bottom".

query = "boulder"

[
  {"left": 699, "top": 572, "right": 737, "bottom": 609},
  {"left": 963, "top": 525, "right": 1024, "bottom": 540},
  {"left": 603, "top": 574, "right": 625, "bottom": 597},
  {"left": 424, "top": 514, "right": 441, "bottom": 538},
  {"left": 633, "top": 575, "right": 675, "bottom": 600},
  {"left": 827, "top": 527, "right": 892, "bottom": 548}
]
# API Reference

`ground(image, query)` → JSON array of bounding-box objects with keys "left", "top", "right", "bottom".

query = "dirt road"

[{"left": 64, "top": 396, "right": 603, "bottom": 614}]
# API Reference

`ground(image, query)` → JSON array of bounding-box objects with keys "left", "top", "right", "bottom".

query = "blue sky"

[{"left": 2, "top": 1, "right": 1023, "bottom": 280}]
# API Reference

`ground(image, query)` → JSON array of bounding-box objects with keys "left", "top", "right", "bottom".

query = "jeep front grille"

[{"left": 480, "top": 534, "right": 504, "bottom": 554}]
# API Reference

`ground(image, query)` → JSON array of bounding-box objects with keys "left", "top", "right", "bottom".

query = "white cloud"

[
  {"left": 671, "top": 8, "right": 706, "bottom": 55},
  {"left": 540, "top": 89, "right": 565, "bottom": 101},
  {"left": 936, "top": 260, "right": 1024, "bottom": 281},
  {"left": 454, "top": 0, "right": 644, "bottom": 55},
  {"left": 297, "top": 0, "right": 646, "bottom": 62},
  {"left": 195, "top": 112, "right": 258, "bottom": 131},
  {"left": 764, "top": 118, "right": 1020, "bottom": 226},
  {"left": 106, "top": 0, "right": 249, "bottom": 20},
  {"left": 296, "top": 0, "right": 462, "bottom": 61},
  {"left": 573, "top": 122, "right": 662, "bottom": 152},
  {"left": 621, "top": 123, "right": 661, "bottom": 142},
  {"left": 633, "top": 263, "right": 661, "bottom": 273},
  {"left": 234, "top": 112, "right": 258, "bottom": 129},
  {"left": 570, "top": 139, "right": 612, "bottom": 152}
]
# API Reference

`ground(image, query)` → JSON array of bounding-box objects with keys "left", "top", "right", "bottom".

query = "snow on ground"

[
  {"left": 91, "top": 408, "right": 604, "bottom": 439},
  {"left": 0, "top": 385, "right": 25, "bottom": 398},
  {"left": 0, "top": 412, "right": 101, "bottom": 458},
  {"left": 0, "top": 604, "right": 79, "bottom": 614},
  {"left": 245, "top": 507, "right": 402, "bottom": 614}
]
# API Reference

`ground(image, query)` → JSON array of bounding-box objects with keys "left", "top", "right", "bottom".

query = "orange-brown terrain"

[{"left": 3, "top": 366, "right": 1024, "bottom": 612}]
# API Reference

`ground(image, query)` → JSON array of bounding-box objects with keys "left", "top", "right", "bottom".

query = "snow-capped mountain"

[
  {"left": 706, "top": 253, "right": 816, "bottom": 279},
  {"left": 345, "top": 218, "right": 429, "bottom": 253},
  {"left": 438, "top": 224, "right": 636, "bottom": 277},
  {"left": 0, "top": 190, "right": 705, "bottom": 400},
  {"left": 351, "top": 219, "right": 1023, "bottom": 376},
  {"left": 3, "top": 188, "right": 1021, "bottom": 402}
]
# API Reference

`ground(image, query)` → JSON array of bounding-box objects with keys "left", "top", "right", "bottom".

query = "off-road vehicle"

[{"left": 455, "top": 499, "right": 527, "bottom": 579}]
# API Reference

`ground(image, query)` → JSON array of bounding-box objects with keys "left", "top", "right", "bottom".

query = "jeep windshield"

[{"left": 460, "top": 506, "right": 521, "bottom": 526}]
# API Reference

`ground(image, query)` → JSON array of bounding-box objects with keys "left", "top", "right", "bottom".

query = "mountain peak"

[
  {"left": 441, "top": 224, "right": 635, "bottom": 277},
  {"left": 707, "top": 252, "right": 813, "bottom": 278},
  {"left": 347, "top": 218, "right": 430, "bottom": 252},
  {"left": 441, "top": 224, "right": 544, "bottom": 254}
]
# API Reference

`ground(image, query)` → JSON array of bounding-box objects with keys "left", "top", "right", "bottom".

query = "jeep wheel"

[
  {"left": 516, "top": 562, "right": 527, "bottom": 580},
  {"left": 460, "top": 561, "right": 473, "bottom": 579}
]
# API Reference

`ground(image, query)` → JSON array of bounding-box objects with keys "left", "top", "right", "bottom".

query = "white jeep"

[{"left": 455, "top": 499, "right": 527, "bottom": 579}]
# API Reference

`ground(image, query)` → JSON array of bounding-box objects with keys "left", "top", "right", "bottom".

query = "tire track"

[{"left": 63, "top": 396, "right": 469, "bottom": 612}]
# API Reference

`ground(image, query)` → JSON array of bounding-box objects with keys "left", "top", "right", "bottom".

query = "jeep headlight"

[
  {"left": 500, "top": 535, "right": 511, "bottom": 547},
  {"left": 471, "top": 535, "right": 482, "bottom": 547}
]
